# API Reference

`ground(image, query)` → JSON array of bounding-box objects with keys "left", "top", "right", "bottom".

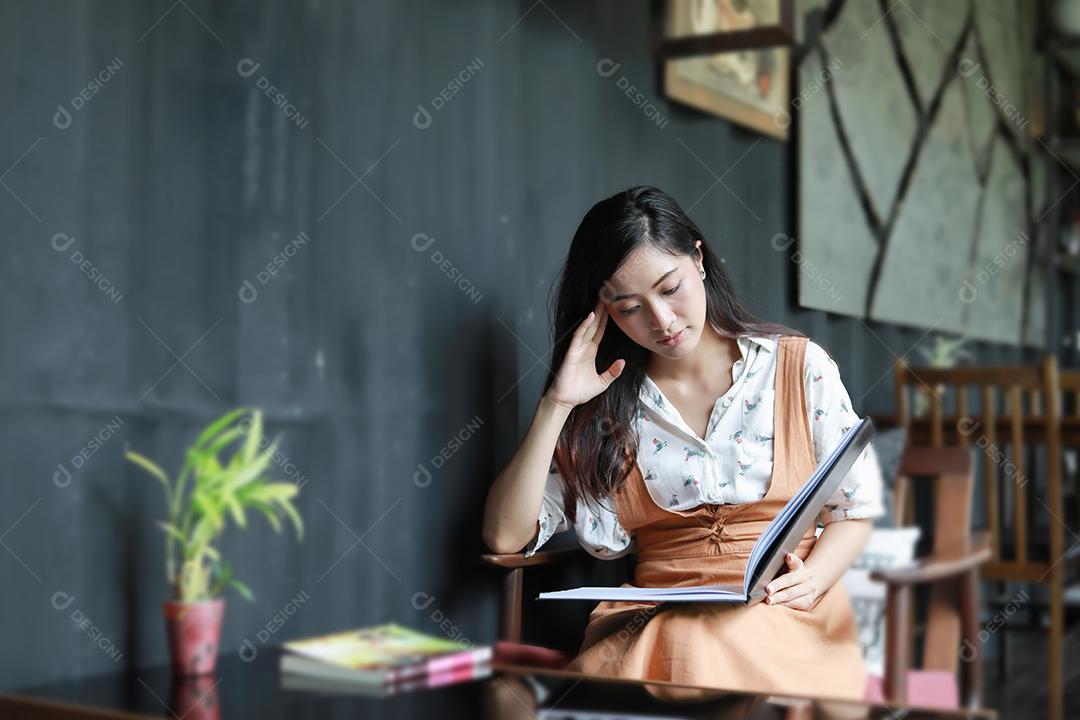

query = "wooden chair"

[
  {"left": 889, "top": 355, "right": 1072, "bottom": 720},
  {"left": 864, "top": 445, "right": 990, "bottom": 709},
  {"left": 482, "top": 446, "right": 990, "bottom": 710}
]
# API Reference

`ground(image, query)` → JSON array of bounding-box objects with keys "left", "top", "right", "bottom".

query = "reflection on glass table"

[{"left": 1, "top": 646, "right": 996, "bottom": 719}]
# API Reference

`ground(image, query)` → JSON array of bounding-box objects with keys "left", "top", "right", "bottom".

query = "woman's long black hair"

[{"left": 540, "top": 185, "right": 806, "bottom": 523}]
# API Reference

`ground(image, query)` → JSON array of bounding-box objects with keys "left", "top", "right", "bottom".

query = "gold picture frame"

[
  {"left": 654, "top": 0, "right": 797, "bottom": 58},
  {"left": 659, "top": 0, "right": 793, "bottom": 140}
]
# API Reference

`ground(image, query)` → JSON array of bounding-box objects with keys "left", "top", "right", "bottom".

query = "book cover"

[{"left": 281, "top": 623, "right": 490, "bottom": 685}]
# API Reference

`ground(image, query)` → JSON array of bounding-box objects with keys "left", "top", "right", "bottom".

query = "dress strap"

[{"left": 764, "top": 335, "right": 816, "bottom": 501}]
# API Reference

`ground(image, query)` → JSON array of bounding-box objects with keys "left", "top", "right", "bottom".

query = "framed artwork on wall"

[
  {"left": 653, "top": 0, "right": 798, "bottom": 58},
  {"left": 658, "top": 0, "right": 794, "bottom": 140}
]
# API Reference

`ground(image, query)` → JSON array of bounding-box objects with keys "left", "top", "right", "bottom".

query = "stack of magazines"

[{"left": 280, "top": 623, "right": 493, "bottom": 697}]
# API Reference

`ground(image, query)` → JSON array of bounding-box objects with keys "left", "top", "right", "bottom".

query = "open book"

[{"left": 536, "top": 417, "right": 875, "bottom": 606}]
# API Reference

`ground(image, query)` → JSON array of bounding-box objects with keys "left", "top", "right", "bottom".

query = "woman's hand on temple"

[
  {"left": 545, "top": 299, "right": 626, "bottom": 409},
  {"left": 764, "top": 553, "right": 818, "bottom": 611}
]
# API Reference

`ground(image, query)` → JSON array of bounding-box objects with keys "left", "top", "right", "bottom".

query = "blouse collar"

[
  {"left": 738, "top": 333, "right": 776, "bottom": 354},
  {"left": 639, "top": 332, "right": 777, "bottom": 413}
]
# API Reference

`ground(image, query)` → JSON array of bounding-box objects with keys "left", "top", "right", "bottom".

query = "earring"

[{"left": 700, "top": 269, "right": 706, "bottom": 279}]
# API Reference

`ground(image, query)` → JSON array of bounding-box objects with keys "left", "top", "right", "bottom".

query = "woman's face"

[{"left": 601, "top": 241, "right": 707, "bottom": 358}]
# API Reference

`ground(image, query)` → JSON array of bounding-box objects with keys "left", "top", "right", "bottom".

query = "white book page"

[{"left": 537, "top": 585, "right": 745, "bottom": 602}]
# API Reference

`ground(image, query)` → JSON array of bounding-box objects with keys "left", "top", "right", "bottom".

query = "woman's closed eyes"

[{"left": 619, "top": 283, "right": 681, "bottom": 316}]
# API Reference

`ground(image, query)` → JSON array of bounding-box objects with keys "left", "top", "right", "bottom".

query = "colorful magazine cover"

[{"left": 283, "top": 623, "right": 470, "bottom": 670}]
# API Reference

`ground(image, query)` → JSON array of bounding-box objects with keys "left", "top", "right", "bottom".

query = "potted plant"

[
  {"left": 126, "top": 407, "right": 304, "bottom": 675},
  {"left": 912, "top": 334, "right": 974, "bottom": 416}
]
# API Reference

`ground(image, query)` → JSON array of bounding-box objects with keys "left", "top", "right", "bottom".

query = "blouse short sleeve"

[
  {"left": 522, "top": 460, "right": 634, "bottom": 560},
  {"left": 804, "top": 341, "right": 886, "bottom": 525}
]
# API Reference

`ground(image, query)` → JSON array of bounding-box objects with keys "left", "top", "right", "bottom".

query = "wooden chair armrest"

[
  {"left": 481, "top": 547, "right": 588, "bottom": 570},
  {"left": 870, "top": 531, "right": 991, "bottom": 586},
  {"left": 481, "top": 546, "right": 590, "bottom": 643}
]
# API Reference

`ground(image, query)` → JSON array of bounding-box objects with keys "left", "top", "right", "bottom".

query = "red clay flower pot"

[{"left": 163, "top": 599, "right": 225, "bottom": 675}]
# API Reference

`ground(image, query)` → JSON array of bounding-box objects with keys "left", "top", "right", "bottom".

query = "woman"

[{"left": 482, "top": 185, "right": 884, "bottom": 700}]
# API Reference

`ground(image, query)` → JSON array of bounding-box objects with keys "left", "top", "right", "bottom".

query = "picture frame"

[
  {"left": 658, "top": 1, "right": 793, "bottom": 140},
  {"left": 652, "top": 0, "right": 798, "bottom": 59}
]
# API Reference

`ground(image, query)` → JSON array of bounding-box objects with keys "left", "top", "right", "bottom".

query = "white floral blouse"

[{"left": 524, "top": 334, "right": 886, "bottom": 560}]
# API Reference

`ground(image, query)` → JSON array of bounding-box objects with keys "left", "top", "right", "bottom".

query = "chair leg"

[
  {"left": 959, "top": 570, "right": 983, "bottom": 709},
  {"left": 996, "top": 581, "right": 1007, "bottom": 680},
  {"left": 500, "top": 567, "right": 523, "bottom": 643},
  {"left": 1049, "top": 569, "right": 1064, "bottom": 720},
  {"left": 884, "top": 583, "right": 912, "bottom": 705}
]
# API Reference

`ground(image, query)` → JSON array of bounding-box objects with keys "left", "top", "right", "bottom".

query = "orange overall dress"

[{"left": 564, "top": 335, "right": 866, "bottom": 701}]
